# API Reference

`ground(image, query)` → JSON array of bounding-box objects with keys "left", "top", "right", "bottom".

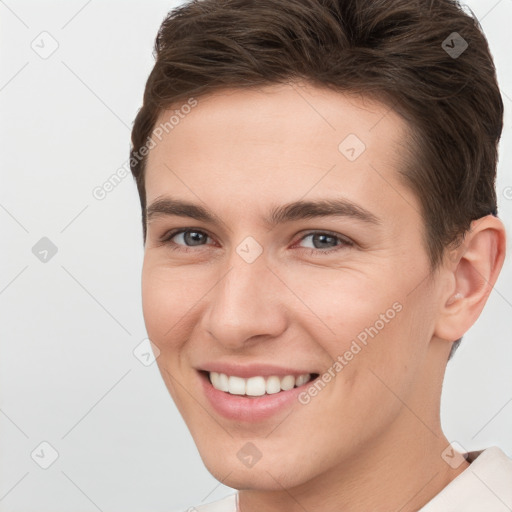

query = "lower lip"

[{"left": 199, "top": 371, "right": 316, "bottom": 422}]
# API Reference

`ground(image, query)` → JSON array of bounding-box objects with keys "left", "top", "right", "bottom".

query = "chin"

[{"left": 197, "top": 443, "right": 317, "bottom": 491}]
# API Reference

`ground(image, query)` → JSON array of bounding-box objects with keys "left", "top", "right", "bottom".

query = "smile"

[
  {"left": 198, "top": 369, "right": 321, "bottom": 422},
  {"left": 208, "top": 371, "right": 316, "bottom": 397}
]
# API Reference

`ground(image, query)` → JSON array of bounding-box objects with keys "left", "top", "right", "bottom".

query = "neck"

[{"left": 238, "top": 422, "right": 469, "bottom": 512}]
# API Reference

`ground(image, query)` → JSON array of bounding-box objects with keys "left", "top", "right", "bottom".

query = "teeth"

[
  {"left": 295, "top": 374, "right": 310, "bottom": 387},
  {"left": 209, "top": 372, "right": 313, "bottom": 396},
  {"left": 266, "top": 376, "right": 281, "bottom": 395},
  {"left": 280, "top": 375, "right": 295, "bottom": 391},
  {"left": 228, "top": 375, "right": 246, "bottom": 395}
]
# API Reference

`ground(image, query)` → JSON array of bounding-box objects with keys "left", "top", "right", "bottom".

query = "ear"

[{"left": 434, "top": 215, "right": 507, "bottom": 342}]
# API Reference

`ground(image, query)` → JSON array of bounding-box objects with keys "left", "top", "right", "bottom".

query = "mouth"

[
  {"left": 195, "top": 361, "right": 323, "bottom": 421},
  {"left": 200, "top": 370, "right": 320, "bottom": 398}
]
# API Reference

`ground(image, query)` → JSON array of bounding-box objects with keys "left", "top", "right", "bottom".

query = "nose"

[{"left": 201, "top": 252, "right": 288, "bottom": 351}]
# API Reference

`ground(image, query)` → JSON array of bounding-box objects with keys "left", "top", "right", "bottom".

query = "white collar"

[{"left": 419, "top": 446, "right": 512, "bottom": 511}]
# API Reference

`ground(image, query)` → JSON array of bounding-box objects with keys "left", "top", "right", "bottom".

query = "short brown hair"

[{"left": 130, "top": 0, "right": 504, "bottom": 356}]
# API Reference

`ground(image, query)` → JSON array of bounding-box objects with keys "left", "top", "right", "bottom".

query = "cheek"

[
  {"left": 141, "top": 260, "right": 200, "bottom": 346},
  {"left": 286, "top": 267, "right": 403, "bottom": 349},
  {"left": 299, "top": 270, "right": 425, "bottom": 401},
  {"left": 141, "top": 261, "right": 206, "bottom": 413}
]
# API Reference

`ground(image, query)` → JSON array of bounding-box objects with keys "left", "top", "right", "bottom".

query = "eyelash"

[{"left": 158, "top": 228, "right": 354, "bottom": 256}]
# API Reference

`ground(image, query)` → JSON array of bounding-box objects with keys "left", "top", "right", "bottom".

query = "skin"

[{"left": 141, "top": 82, "right": 506, "bottom": 512}]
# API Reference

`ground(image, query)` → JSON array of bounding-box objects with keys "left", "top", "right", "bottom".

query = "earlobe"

[{"left": 434, "top": 215, "right": 506, "bottom": 342}]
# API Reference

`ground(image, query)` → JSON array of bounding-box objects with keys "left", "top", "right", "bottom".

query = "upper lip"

[{"left": 197, "top": 362, "right": 319, "bottom": 379}]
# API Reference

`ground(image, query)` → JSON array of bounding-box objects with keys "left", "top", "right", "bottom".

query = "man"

[{"left": 129, "top": 0, "right": 511, "bottom": 510}]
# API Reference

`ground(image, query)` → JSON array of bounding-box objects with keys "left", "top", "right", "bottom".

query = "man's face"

[{"left": 142, "top": 83, "right": 446, "bottom": 490}]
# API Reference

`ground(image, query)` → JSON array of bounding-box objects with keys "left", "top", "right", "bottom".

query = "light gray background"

[{"left": 0, "top": 1, "right": 511, "bottom": 511}]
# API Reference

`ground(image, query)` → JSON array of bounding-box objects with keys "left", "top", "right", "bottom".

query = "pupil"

[
  {"left": 185, "top": 231, "right": 205, "bottom": 246},
  {"left": 314, "top": 234, "right": 336, "bottom": 249}
]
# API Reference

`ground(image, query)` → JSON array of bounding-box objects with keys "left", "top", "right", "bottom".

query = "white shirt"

[{"left": 182, "top": 447, "right": 512, "bottom": 512}]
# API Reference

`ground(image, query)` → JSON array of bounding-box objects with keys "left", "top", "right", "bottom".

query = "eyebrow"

[{"left": 146, "top": 197, "right": 381, "bottom": 227}]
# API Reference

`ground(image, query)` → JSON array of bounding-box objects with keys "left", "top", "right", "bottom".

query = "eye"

[
  {"left": 295, "top": 231, "right": 354, "bottom": 255},
  {"left": 158, "top": 228, "right": 354, "bottom": 256},
  {"left": 159, "top": 228, "right": 213, "bottom": 251}
]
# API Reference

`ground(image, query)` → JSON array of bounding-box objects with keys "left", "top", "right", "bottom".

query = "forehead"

[{"left": 144, "top": 82, "right": 420, "bottom": 226}]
